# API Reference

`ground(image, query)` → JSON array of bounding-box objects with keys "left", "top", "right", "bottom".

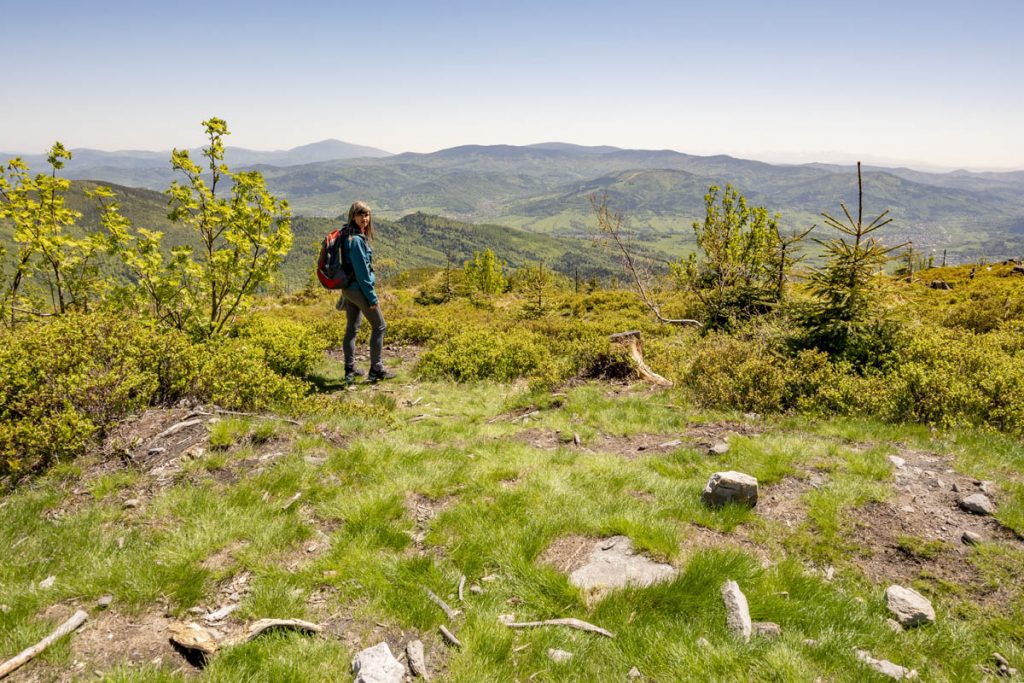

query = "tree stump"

[{"left": 609, "top": 331, "right": 672, "bottom": 387}]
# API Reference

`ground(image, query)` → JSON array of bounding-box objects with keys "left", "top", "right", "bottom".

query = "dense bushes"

[
  {"left": 0, "top": 312, "right": 320, "bottom": 478},
  {"left": 417, "top": 328, "right": 551, "bottom": 382}
]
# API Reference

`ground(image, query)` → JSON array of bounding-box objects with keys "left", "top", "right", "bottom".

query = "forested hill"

[
  {"left": 11, "top": 142, "right": 1021, "bottom": 262},
  {"left": 33, "top": 182, "right": 616, "bottom": 291}
]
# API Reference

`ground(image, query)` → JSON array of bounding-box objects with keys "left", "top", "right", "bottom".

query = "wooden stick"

[
  {"left": 242, "top": 618, "right": 322, "bottom": 642},
  {"left": 500, "top": 617, "right": 614, "bottom": 638},
  {"left": 457, "top": 576, "right": 466, "bottom": 603},
  {"left": 0, "top": 609, "right": 88, "bottom": 679},
  {"left": 439, "top": 625, "right": 462, "bottom": 648},
  {"left": 423, "top": 587, "right": 460, "bottom": 620}
]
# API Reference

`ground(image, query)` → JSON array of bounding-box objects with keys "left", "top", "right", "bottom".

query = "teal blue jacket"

[{"left": 343, "top": 228, "right": 378, "bottom": 306}]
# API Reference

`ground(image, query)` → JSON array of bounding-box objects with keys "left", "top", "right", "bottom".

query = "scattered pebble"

[
  {"left": 961, "top": 531, "right": 982, "bottom": 545},
  {"left": 628, "top": 665, "right": 643, "bottom": 678},
  {"left": 752, "top": 622, "right": 782, "bottom": 639},
  {"left": 39, "top": 575, "right": 56, "bottom": 590},
  {"left": 469, "top": 585, "right": 483, "bottom": 595},
  {"left": 696, "top": 637, "right": 711, "bottom": 649},
  {"left": 889, "top": 455, "right": 906, "bottom": 469},
  {"left": 96, "top": 595, "right": 113, "bottom": 609},
  {"left": 407, "top": 639, "right": 429, "bottom": 680},
  {"left": 702, "top": 471, "right": 758, "bottom": 509},
  {"left": 885, "top": 618, "right": 903, "bottom": 633},
  {"left": 708, "top": 441, "right": 730, "bottom": 456},
  {"left": 855, "top": 649, "right": 919, "bottom": 680},
  {"left": 959, "top": 493, "right": 996, "bottom": 516},
  {"left": 123, "top": 499, "right": 140, "bottom": 509},
  {"left": 547, "top": 648, "right": 573, "bottom": 663}
]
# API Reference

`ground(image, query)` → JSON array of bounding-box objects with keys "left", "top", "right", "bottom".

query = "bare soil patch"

[
  {"left": 405, "top": 493, "right": 456, "bottom": 551},
  {"left": 846, "top": 447, "right": 1024, "bottom": 600}
]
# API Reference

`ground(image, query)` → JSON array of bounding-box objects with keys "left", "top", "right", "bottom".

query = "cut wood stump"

[{"left": 609, "top": 331, "right": 672, "bottom": 387}]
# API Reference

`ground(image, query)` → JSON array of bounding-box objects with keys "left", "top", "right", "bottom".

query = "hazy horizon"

[{"left": 2, "top": 1, "right": 1021, "bottom": 172}]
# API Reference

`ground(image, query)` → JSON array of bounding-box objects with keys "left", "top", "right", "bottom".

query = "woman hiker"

[{"left": 337, "top": 200, "right": 394, "bottom": 382}]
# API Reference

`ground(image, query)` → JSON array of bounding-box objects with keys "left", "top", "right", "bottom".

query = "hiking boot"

[
  {"left": 367, "top": 368, "right": 396, "bottom": 382},
  {"left": 344, "top": 366, "right": 365, "bottom": 382}
]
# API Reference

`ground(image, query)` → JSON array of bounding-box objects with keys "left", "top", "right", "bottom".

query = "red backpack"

[{"left": 316, "top": 227, "right": 353, "bottom": 289}]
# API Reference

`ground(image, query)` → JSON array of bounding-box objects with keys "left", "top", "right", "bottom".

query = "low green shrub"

[
  {"left": 416, "top": 328, "right": 551, "bottom": 382},
  {"left": 233, "top": 315, "right": 327, "bottom": 378},
  {"left": 193, "top": 337, "right": 307, "bottom": 412}
]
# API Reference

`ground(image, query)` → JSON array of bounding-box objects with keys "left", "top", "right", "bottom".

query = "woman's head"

[{"left": 348, "top": 200, "right": 374, "bottom": 240}]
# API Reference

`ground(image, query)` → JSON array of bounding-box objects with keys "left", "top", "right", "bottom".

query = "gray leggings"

[{"left": 338, "top": 287, "right": 386, "bottom": 372}]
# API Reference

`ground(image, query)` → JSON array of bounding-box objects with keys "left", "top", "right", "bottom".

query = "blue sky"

[{"left": 1, "top": 0, "right": 1022, "bottom": 169}]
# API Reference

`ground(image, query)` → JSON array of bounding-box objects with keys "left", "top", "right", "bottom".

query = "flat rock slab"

[
  {"left": 885, "top": 585, "right": 935, "bottom": 627},
  {"left": 855, "top": 649, "right": 919, "bottom": 680},
  {"left": 168, "top": 622, "right": 218, "bottom": 656},
  {"left": 568, "top": 536, "right": 677, "bottom": 593},
  {"left": 352, "top": 642, "right": 405, "bottom": 683}
]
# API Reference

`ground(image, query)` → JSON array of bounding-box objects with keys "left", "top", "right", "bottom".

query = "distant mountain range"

[{"left": 3, "top": 140, "right": 1023, "bottom": 262}]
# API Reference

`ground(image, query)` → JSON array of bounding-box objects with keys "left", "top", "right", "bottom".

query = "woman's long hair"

[{"left": 347, "top": 200, "right": 374, "bottom": 241}]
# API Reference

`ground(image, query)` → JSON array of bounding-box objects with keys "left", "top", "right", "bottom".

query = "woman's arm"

[{"left": 348, "top": 236, "right": 378, "bottom": 306}]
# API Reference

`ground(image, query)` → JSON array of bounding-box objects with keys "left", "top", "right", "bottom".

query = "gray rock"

[
  {"left": 123, "top": 499, "right": 140, "bottom": 509},
  {"left": 407, "top": 639, "right": 429, "bottom": 680},
  {"left": 994, "top": 653, "right": 1009, "bottom": 667},
  {"left": 855, "top": 649, "right": 919, "bottom": 680},
  {"left": 708, "top": 441, "right": 730, "bottom": 456},
  {"left": 885, "top": 618, "right": 903, "bottom": 632},
  {"left": 959, "top": 493, "right": 996, "bottom": 516},
  {"left": 97, "top": 595, "right": 113, "bottom": 609},
  {"left": 696, "top": 637, "right": 711, "bottom": 648},
  {"left": 352, "top": 642, "right": 404, "bottom": 683},
  {"left": 889, "top": 455, "right": 906, "bottom": 469},
  {"left": 547, "top": 648, "right": 573, "bottom": 663},
  {"left": 952, "top": 482, "right": 960, "bottom": 493},
  {"left": 702, "top": 471, "right": 758, "bottom": 508},
  {"left": 752, "top": 622, "right": 782, "bottom": 639},
  {"left": 720, "top": 580, "right": 752, "bottom": 641},
  {"left": 885, "top": 585, "right": 935, "bottom": 627},
  {"left": 628, "top": 666, "right": 643, "bottom": 679},
  {"left": 568, "top": 536, "right": 677, "bottom": 593},
  {"left": 961, "top": 530, "right": 982, "bottom": 545}
]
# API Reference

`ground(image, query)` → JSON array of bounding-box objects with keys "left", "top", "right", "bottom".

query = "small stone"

[
  {"left": 900, "top": 505, "right": 916, "bottom": 514},
  {"left": 961, "top": 531, "right": 982, "bottom": 545},
  {"left": 696, "top": 637, "right": 711, "bottom": 649},
  {"left": 720, "top": 580, "right": 752, "bottom": 642},
  {"left": 885, "top": 585, "right": 935, "bottom": 627},
  {"left": 181, "top": 445, "right": 205, "bottom": 460},
  {"left": 123, "top": 499, "right": 140, "bottom": 509},
  {"left": 889, "top": 455, "right": 906, "bottom": 469},
  {"left": 628, "top": 665, "right": 643, "bottom": 678},
  {"left": 886, "top": 618, "right": 903, "bottom": 632},
  {"left": 168, "top": 622, "right": 219, "bottom": 657},
  {"left": 702, "top": 471, "right": 758, "bottom": 509},
  {"left": 803, "top": 639, "right": 818, "bottom": 646},
  {"left": 752, "top": 622, "right": 782, "bottom": 639},
  {"left": 0, "top": 604, "right": 10, "bottom": 613},
  {"left": 96, "top": 595, "right": 113, "bottom": 609},
  {"left": 708, "top": 441, "right": 730, "bottom": 456},
  {"left": 994, "top": 653, "right": 1010, "bottom": 667},
  {"left": 855, "top": 649, "right": 919, "bottom": 680},
  {"left": 407, "top": 639, "right": 429, "bottom": 680},
  {"left": 980, "top": 480, "right": 996, "bottom": 495},
  {"left": 116, "top": 537, "right": 125, "bottom": 549},
  {"left": 39, "top": 575, "right": 56, "bottom": 590},
  {"left": 1008, "top": 667, "right": 1018, "bottom": 677},
  {"left": 824, "top": 566, "right": 835, "bottom": 581},
  {"left": 469, "top": 585, "right": 483, "bottom": 595},
  {"left": 951, "top": 482, "right": 960, "bottom": 493},
  {"left": 547, "top": 648, "right": 573, "bottom": 663},
  {"left": 959, "top": 493, "right": 996, "bottom": 516},
  {"left": 659, "top": 439, "right": 682, "bottom": 449},
  {"left": 148, "top": 447, "right": 166, "bottom": 456},
  {"left": 351, "top": 642, "right": 404, "bottom": 683}
]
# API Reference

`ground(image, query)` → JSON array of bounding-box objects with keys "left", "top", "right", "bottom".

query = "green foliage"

[
  {"left": 417, "top": 328, "right": 550, "bottom": 381},
  {"left": 193, "top": 337, "right": 307, "bottom": 412},
  {"left": 0, "top": 313, "right": 182, "bottom": 475},
  {"left": 463, "top": 248, "right": 507, "bottom": 296},
  {"left": 671, "top": 185, "right": 793, "bottom": 328},
  {"left": 795, "top": 163, "right": 904, "bottom": 366},
  {"left": 166, "top": 118, "right": 293, "bottom": 336},
  {"left": 232, "top": 314, "right": 327, "bottom": 378},
  {"left": 0, "top": 144, "right": 108, "bottom": 324}
]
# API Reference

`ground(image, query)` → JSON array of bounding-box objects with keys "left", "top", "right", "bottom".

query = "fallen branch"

[
  {"left": 153, "top": 418, "right": 205, "bottom": 441},
  {"left": 499, "top": 616, "right": 615, "bottom": 639},
  {"left": 241, "top": 618, "right": 322, "bottom": 643},
  {"left": 423, "top": 587, "right": 461, "bottom": 621},
  {"left": 439, "top": 625, "right": 462, "bottom": 648},
  {"left": 457, "top": 576, "right": 466, "bottom": 603},
  {"left": 212, "top": 409, "right": 302, "bottom": 426},
  {"left": 609, "top": 331, "right": 672, "bottom": 387},
  {"left": 0, "top": 609, "right": 88, "bottom": 679}
]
